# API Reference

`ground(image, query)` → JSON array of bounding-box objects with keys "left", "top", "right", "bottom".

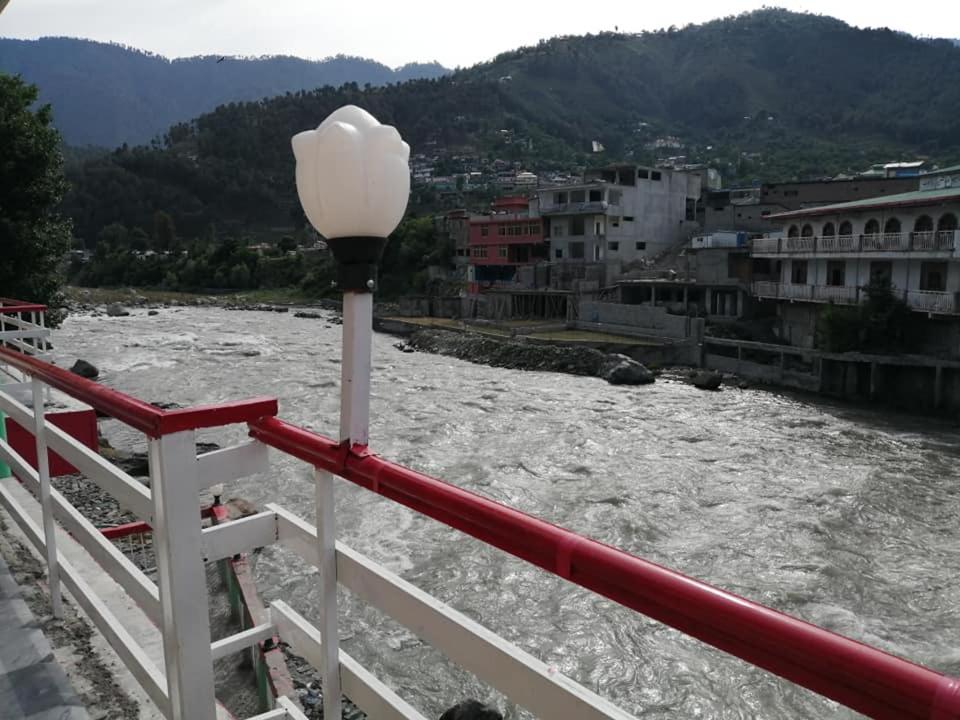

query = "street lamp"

[
  {"left": 291, "top": 105, "right": 409, "bottom": 720},
  {"left": 292, "top": 104, "right": 409, "bottom": 446}
]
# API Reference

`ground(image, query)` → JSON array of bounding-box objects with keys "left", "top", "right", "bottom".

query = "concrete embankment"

[{"left": 402, "top": 328, "right": 655, "bottom": 385}]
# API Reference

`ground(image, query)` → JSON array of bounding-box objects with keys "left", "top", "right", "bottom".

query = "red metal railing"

[
  {"left": 0, "top": 298, "right": 48, "bottom": 314},
  {"left": 248, "top": 415, "right": 960, "bottom": 720},
  {"left": 0, "top": 346, "right": 278, "bottom": 437}
]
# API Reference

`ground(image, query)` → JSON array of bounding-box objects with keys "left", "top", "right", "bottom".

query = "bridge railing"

[{"left": 0, "top": 298, "right": 959, "bottom": 720}]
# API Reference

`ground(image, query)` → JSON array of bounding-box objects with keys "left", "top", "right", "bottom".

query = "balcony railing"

[
  {"left": 862, "top": 232, "right": 911, "bottom": 252},
  {"left": 818, "top": 235, "right": 858, "bottom": 253},
  {"left": 750, "top": 230, "right": 959, "bottom": 255},
  {"left": 906, "top": 289, "right": 959, "bottom": 314},
  {"left": 814, "top": 285, "right": 860, "bottom": 304},
  {"left": 783, "top": 235, "right": 815, "bottom": 253},
  {"left": 753, "top": 283, "right": 960, "bottom": 314}
]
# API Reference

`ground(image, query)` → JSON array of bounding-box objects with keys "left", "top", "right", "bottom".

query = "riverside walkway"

[{"left": 0, "top": 550, "right": 89, "bottom": 720}]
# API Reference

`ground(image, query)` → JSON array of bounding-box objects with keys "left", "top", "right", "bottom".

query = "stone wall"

[{"left": 577, "top": 301, "right": 704, "bottom": 341}]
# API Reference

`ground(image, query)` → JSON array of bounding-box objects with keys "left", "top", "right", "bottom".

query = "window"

[
  {"left": 920, "top": 262, "right": 947, "bottom": 291},
  {"left": 870, "top": 261, "right": 892, "bottom": 285},
  {"left": 914, "top": 215, "right": 934, "bottom": 233},
  {"left": 938, "top": 213, "right": 958, "bottom": 232},
  {"left": 636, "top": 241, "right": 646, "bottom": 251},
  {"left": 787, "top": 225, "right": 799, "bottom": 238},
  {"left": 801, "top": 224, "right": 814, "bottom": 237},
  {"left": 570, "top": 217, "right": 585, "bottom": 236},
  {"left": 554, "top": 191, "right": 568, "bottom": 204},
  {"left": 498, "top": 226, "right": 506, "bottom": 236},
  {"left": 822, "top": 222, "right": 836, "bottom": 237},
  {"left": 594, "top": 245, "right": 601, "bottom": 261},
  {"left": 624, "top": 216, "right": 634, "bottom": 222},
  {"left": 864, "top": 218, "right": 880, "bottom": 235},
  {"left": 553, "top": 224, "right": 564, "bottom": 237},
  {"left": 651, "top": 170, "right": 662, "bottom": 181},
  {"left": 791, "top": 260, "right": 808, "bottom": 284},
  {"left": 555, "top": 248, "right": 563, "bottom": 259},
  {"left": 839, "top": 220, "right": 853, "bottom": 236},
  {"left": 480, "top": 226, "right": 489, "bottom": 236},
  {"left": 472, "top": 246, "right": 489, "bottom": 258},
  {"left": 609, "top": 190, "right": 621, "bottom": 205},
  {"left": 570, "top": 190, "right": 585, "bottom": 203},
  {"left": 826, "top": 260, "right": 846, "bottom": 287},
  {"left": 884, "top": 217, "right": 901, "bottom": 234},
  {"left": 637, "top": 169, "right": 649, "bottom": 179},
  {"left": 498, "top": 246, "right": 508, "bottom": 258},
  {"left": 589, "top": 189, "right": 603, "bottom": 202},
  {"left": 608, "top": 241, "right": 619, "bottom": 252},
  {"left": 611, "top": 217, "right": 621, "bottom": 228},
  {"left": 685, "top": 198, "right": 696, "bottom": 221},
  {"left": 569, "top": 242, "right": 585, "bottom": 259}
]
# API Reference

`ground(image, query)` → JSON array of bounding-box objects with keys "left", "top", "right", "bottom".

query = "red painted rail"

[
  {"left": 0, "top": 346, "right": 278, "bottom": 437},
  {"left": 248, "top": 415, "right": 960, "bottom": 720},
  {"left": 0, "top": 298, "right": 48, "bottom": 314}
]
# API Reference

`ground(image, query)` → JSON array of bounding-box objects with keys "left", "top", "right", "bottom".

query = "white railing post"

[
  {"left": 31, "top": 376, "right": 62, "bottom": 616},
  {"left": 149, "top": 430, "right": 217, "bottom": 720},
  {"left": 314, "top": 289, "right": 374, "bottom": 720}
]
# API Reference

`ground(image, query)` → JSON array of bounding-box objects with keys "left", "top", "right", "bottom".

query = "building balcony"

[
  {"left": 753, "top": 282, "right": 960, "bottom": 314},
  {"left": 751, "top": 231, "right": 959, "bottom": 256},
  {"left": 540, "top": 201, "right": 609, "bottom": 216}
]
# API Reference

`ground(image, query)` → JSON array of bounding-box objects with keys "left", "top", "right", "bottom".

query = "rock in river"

[
  {"left": 69, "top": 359, "right": 99, "bottom": 379},
  {"left": 691, "top": 370, "right": 723, "bottom": 391},
  {"left": 106, "top": 303, "right": 130, "bottom": 317},
  {"left": 599, "top": 354, "right": 655, "bottom": 385}
]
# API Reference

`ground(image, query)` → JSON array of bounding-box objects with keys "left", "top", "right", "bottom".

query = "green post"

[{"left": 0, "top": 411, "right": 9, "bottom": 478}]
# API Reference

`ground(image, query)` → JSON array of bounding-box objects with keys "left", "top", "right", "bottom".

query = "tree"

[
  {"left": 229, "top": 263, "right": 250, "bottom": 288},
  {"left": 0, "top": 74, "right": 72, "bottom": 320},
  {"left": 153, "top": 210, "right": 176, "bottom": 252},
  {"left": 278, "top": 235, "right": 297, "bottom": 253}
]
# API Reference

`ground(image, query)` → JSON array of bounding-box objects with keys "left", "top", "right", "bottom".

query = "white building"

[
  {"left": 536, "top": 164, "right": 701, "bottom": 267},
  {"left": 751, "top": 166, "right": 960, "bottom": 347}
]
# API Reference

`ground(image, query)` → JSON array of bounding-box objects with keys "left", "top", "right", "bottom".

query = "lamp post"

[{"left": 292, "top": 105, "right": 409, "bottom": 719}]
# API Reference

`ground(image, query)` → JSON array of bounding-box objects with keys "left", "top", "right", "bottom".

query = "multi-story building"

[
  {"left": 466, "top": 196, "right": 546, "bottom": 292},
  {"left": 435, "top": 209, "right": 471, "bottom": 282},
  {"left": 704, "top": 176, "right": 920, "bottom": 235},
  {"left": 751, "top": 166, "right": 960, "bottom": 349},
  {"left": 536, "top": 164, "right": 702, "bottom": 268}
]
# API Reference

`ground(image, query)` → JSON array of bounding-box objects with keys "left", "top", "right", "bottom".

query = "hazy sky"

[{"left": 2, "top": 1, "right": 957, "bottom": 68}]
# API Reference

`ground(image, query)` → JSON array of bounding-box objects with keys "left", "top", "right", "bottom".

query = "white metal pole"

[
  {"left": 149, "top": 430, "right": 217, "bottom": 720},
  {"left": 315, "top": 467, "right": 341, "bottom": 719},
  {"left": 339, "top": 291, "right": 373, "bottom": 446},
  {"left": 31, "top": 376, "right": 62, "bottom": 616}
]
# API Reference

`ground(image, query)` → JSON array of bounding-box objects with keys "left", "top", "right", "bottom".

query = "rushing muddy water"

[{"left": 53, "top": 306, "right": 960, "bottom": 719}]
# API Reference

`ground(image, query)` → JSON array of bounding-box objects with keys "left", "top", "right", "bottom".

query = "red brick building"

[{"left": 467, "top": 196, "right": 546, "bottom": 292}]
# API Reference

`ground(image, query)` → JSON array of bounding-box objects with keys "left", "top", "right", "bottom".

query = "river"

[{"left": 52, "top": 306, "right": 960, "bottom": 719}]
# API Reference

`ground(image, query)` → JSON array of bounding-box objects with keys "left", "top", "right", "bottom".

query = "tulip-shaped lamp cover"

[{"left": 292, "top": 105, "right": 410, "bottom": 291}]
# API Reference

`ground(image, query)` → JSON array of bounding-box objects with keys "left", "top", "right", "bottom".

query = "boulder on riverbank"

[
  {"left": 106, "top": 303, "right": 130, "bottom": 317},
  {"left": 691, "top": 370, "right": 723, "bottom": 391},
  {"left": 600, "top": 354, "right": 655, "bottom": 385},
  {"left": 69, "top": 359, "right": 99, "bottom": 379},
  {"left": 405, "top": 329, "right": 654, "bottom": 386}
]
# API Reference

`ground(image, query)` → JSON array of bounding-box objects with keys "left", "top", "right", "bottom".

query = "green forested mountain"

[
  {"left": 0, "top": 37, "right": 449, "bottom": 147},
  {"left": 59, "top": 9, "right": 960, "bottom": 251}
]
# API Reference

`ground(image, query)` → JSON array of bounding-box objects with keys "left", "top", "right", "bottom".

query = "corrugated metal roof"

[{"left": 769, "top": 187, "right": 960, "bottom": 219}]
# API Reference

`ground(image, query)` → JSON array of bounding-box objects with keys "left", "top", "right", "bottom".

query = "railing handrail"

[
  {"left": 0, "top": 345, "right": 277, "bottom": 436},
  {"left": 0, "top": 297, "right": 48, "bottom": 313},
  {"left": 247, "top": 415, "right": 960, "bottom": 720}
]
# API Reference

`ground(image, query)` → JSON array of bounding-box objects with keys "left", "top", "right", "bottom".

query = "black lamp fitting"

[{"left": 325, "top": 235, "right": 388, "bottom": 293}]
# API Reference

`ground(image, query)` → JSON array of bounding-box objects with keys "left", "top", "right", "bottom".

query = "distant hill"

[
  {"left": 61, "top": 9, "right": 960, "bottom": 245},
  {"left": 0, "top": 37, "right": 449, "bottom": 147}
]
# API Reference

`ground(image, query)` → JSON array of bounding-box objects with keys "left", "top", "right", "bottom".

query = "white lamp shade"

[{"left": 292, "top": 105, "right": 410, "bottom": 239}]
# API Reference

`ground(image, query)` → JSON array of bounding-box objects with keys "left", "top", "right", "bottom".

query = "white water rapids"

[{"left": 52, "top": 307, "right": 960, "bottom": 719}]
